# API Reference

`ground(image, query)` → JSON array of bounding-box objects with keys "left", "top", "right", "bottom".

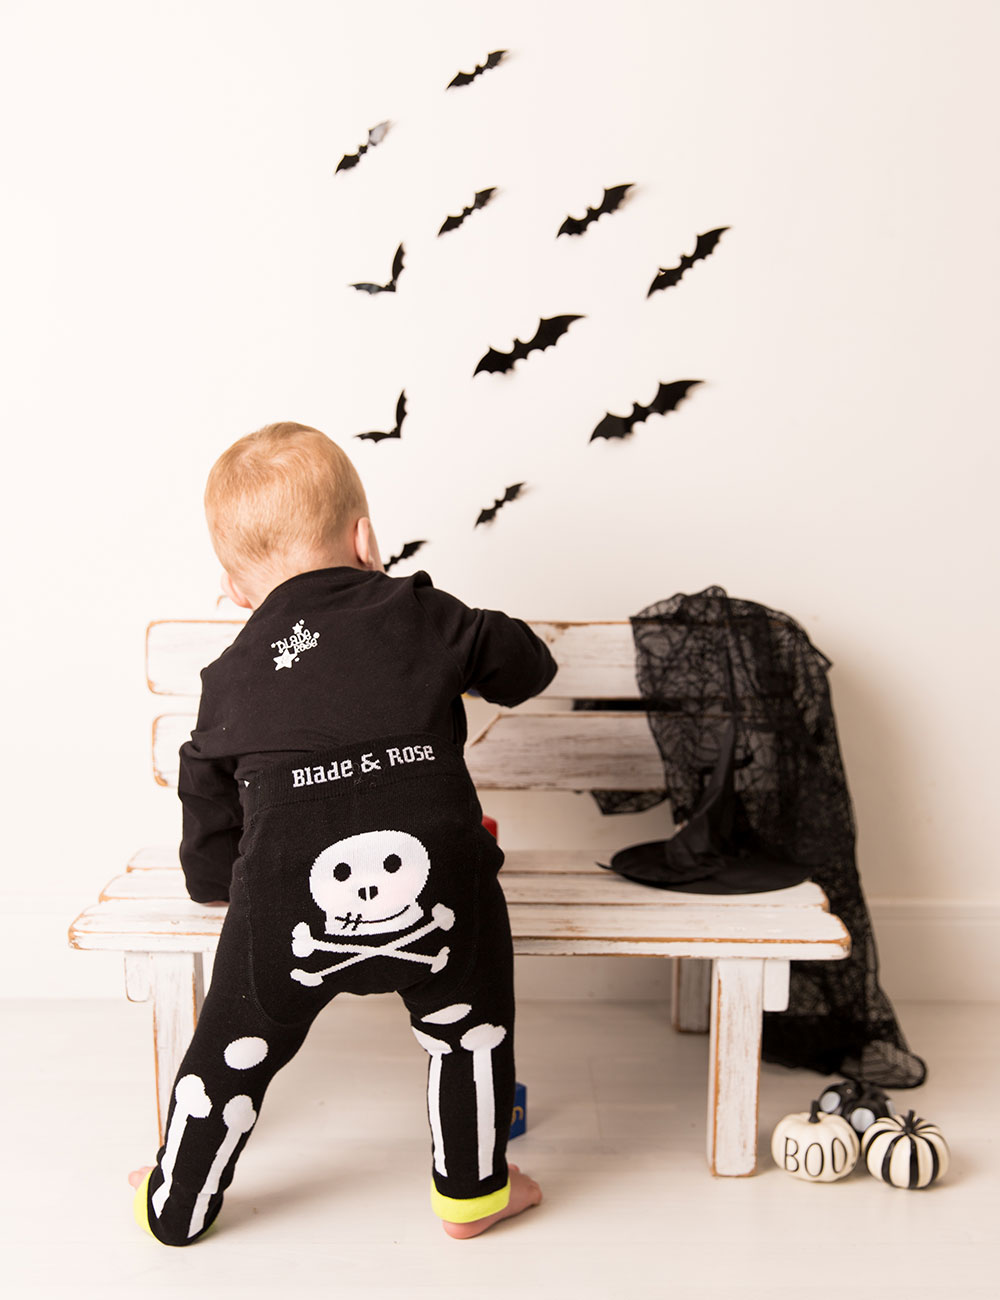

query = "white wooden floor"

[{"left": 3, "top": 994, "right": 997, "bottom": 1298}]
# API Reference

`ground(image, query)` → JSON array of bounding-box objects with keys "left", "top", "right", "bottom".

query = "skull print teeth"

[{"left": 309, "top": 830, "right": 432, "bottom": 937}]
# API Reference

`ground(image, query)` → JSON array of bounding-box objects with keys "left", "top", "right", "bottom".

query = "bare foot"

[
  {"left": 442, "top": 1165, "right": 542, "bottom": 1239},
  {"left": 128, "top": 1166, "right": 153, "bottom": 1189}
]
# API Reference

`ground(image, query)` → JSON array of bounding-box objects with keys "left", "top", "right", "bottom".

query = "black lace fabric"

[{"left": 595, "top": 587, "right": 925, "bottom": 1088}]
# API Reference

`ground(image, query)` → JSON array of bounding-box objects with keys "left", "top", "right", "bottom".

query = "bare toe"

[
  {"left": 128, "top": 1166, "right": 153, "bottom": 1189},
  {"left": 442, "top": 1167, "right": 542, "bottom": 1239}
]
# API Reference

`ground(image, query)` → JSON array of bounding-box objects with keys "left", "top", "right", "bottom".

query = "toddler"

[{"left": 129, "top": 421, "right": 555, "bottom": 1244}]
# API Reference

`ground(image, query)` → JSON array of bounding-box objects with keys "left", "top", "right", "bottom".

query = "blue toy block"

[{"left": 509, "top": 1081, "right": 527, "bottom": 1139}]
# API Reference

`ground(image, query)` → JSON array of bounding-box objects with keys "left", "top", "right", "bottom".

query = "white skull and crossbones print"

[{"left": 290, "top": 829, "right": 455, "bottom": 985}]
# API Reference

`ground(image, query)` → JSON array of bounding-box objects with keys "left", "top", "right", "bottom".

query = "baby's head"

[{"left": 205, "top": 421, "right": 381, "bottom": 609}]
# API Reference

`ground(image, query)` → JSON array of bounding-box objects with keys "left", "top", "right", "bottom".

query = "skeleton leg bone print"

[
  {"left": 411, "top": 1007, "right": 510, "bottom": 1187},
  {"left": 150, "top": 1074, "right": 212, "bottom": 1218},
  {"left": 461, "top": 1024, "right": 509, "bottom": 1180},
  {"left": 187, "top": 1095, "right": 257, "bottom": 1239},
  {"left": 412, "top": 1028, "right": 453, "bottom": 1175},
  {"left": 421, "top": 1002, "right": 472, "bottom": 1025},
  {"left": 152, "top": 1044, "right": 265, "bottom": 1239}
]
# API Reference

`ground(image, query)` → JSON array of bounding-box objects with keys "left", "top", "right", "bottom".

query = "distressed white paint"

[
  {"left": 145, "top": 619, "right": 639, "bottom": 701},
  {"left": 505, "top": 903, "right": 848, "bottom": 948},
  {"left": 124, "top": 953, "right": 151, "bottom": 1003},
  {"left": 74, "top": 888, "right": 848, "bottom": 958},
  {"left": 101, "top": 858, "right": 830, "bottom": 909},
  {"left": 468, "top": 712, "right": 664, "bottom": 791},
  {"left": 150, "top": 954, "right": 204, "bottom": 1146},
  {"left": 110, "top": 852, "right": 996, "bottom": 1004},
  {"left": 673, "top": 957, "right": 712, "bottom": 1033},
  {"left": 196, "top": 951, "right": 214, "bottom": 1011},
  {"left": 153, "top": 709, "right": 666, "bottom": 791},
  {"left": 70, "top": 898, "right": 226, "bottom": 951},
  {"left": 150, "top": 714, "right": 189, "bottom": 788},
  {"left": 127, "top": 845, "right": 178, "bottom": 871},
  {"left": 762, "top": 959, "right": 791, "bottom": 1012},
  {"left": 708, "top": 958, "right": 764, "bottom": 1176},
  {"left": 145, "top": 620, "right": 245, "bottom": 697}
]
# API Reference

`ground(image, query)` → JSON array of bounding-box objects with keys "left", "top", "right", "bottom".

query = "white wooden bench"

[{"left": 70, "top": 618, "right": 850, "bottom": 1176}]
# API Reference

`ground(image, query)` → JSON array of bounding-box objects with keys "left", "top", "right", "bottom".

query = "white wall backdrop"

[{"left": 3, "top": 0, "right": 998, "bottom": 1002}]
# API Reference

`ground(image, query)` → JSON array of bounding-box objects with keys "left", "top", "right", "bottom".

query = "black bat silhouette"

[
  {"left": 647, "top": 227, "right": 729, "bottom": 296},
  {"left": 335, "top": 120, "right": 390, "bottom": 173},
  {"left": 438, "top": 187, "right": 497, "bottom": 236},
  {"left": 447, "top": 50, "right": 506, "bottom": 88},
  {"left": 350, "top": 243, "right": 405, "bottom": 295},
  {"left": 589, "top": 381, "right": 703, "bottom": 441},
  {"left": 356, "top": 390, "right": 407, "bottom": 443},
  {"left": 474, "top": 315, "right": 583, "bottom": 376},
  {"left": 476, "top": 483, "right": 525, "bottom": 527},
  {"left": 557, "top": 184, "right": 634, "bottom": 238},
  {"left": 384, "top": 540, "right": 427, "bottom": 572}
]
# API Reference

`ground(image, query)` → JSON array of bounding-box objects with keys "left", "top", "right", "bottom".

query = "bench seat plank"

[
  {"left": 108, "top": 855, "right": 831, "bottom": 910},
  {"left": 505, "top": 904, "right": 847, "bottom": 956},
  {"left": 72, "top": 889, "right": 848, "bottom": 957},
  {"left": 70, "top": 898, "right": 226, "bottom": 950}
]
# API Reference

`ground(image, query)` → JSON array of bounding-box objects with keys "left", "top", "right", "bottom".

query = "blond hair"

[{"left": 205, "top": 422, "right": 368, "bottom": 579}]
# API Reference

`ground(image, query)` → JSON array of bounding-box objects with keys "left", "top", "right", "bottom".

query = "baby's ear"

[
  {"left": 353, "top": 518, "right": 384, "bottom": 572},
  {"left": 221, "top": 571, "right": 253, "bottom": 609}
]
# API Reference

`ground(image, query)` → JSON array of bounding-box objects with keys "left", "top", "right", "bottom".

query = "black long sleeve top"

[{"left": 178, "top": 567, "right": 558, "bottom": 901}]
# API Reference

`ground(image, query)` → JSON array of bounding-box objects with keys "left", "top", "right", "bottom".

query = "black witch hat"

[
  {"left": 599, "top": 587, "right": 925, "bottom": 1087},
  {"left": 606, "top": 718, "right": 810, "bottom": 894}
]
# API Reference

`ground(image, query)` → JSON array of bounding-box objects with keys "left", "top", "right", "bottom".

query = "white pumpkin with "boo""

[{"left": 771, "top": 1100, "right": 860, "bottom": 1182}]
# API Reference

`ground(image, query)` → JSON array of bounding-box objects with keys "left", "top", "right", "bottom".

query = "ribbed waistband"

[{"left": 249, "top": 733, "right": 470, "bottom": 813}]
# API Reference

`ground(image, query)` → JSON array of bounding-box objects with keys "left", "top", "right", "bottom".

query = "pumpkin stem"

[{"left": 808, "top": 1099, "right": 821, "bottom": 1123}]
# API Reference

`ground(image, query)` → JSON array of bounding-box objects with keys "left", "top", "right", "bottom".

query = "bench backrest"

[
  {"left": 146, "top": 619, "right": 639, "bottom": 700},
  {"left": 146, "top": 618, "right": 663, "bottom": 792}
]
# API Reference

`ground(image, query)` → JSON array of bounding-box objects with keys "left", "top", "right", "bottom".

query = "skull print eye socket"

[
  {"left": 333, "top": 862, "right": 352, "bottom": 882},
  {"left": 383, "top": 853, "right": 402, "bottom": 873}
]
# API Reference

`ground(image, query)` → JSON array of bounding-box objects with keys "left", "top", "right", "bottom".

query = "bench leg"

[
  {"left": 124, "top": 952, "right": 204, "bottom": 1146},
  {"left": 707, "top": 958, "right": 764, "bottom": 1176},
  {"left": 151, "top": 953, "right": 204, "bottom": 1146},
  {"left": 672, "top": 957, "right": 712, "bottom": 1032},
  {"left": 763, "top": 958, "right": 790, "bottom": 1012}
]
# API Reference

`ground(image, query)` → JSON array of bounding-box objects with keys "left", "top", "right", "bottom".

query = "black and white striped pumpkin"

[{"left": 862, "top": 1110, "right": 949, "bottom": 1189}]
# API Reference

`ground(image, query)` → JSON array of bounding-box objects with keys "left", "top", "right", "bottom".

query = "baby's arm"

[
  {"left": 177, "top": 739, "right": 242, "bottom": 903},
  {"left": 462, "top": 610, "right": 557, "bottom": 705},
  {"left": 416, "top": 583, "right": 557, "bottom": 706}
]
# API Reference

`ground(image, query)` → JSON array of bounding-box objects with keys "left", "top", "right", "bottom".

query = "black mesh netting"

[{"left": 590, "top": 586, "right": 925, "bottom": 1088}]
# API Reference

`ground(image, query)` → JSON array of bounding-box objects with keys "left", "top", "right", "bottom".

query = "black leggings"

[{"left": 138, "top": 736, "right": 514, "bottom": 1246}]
